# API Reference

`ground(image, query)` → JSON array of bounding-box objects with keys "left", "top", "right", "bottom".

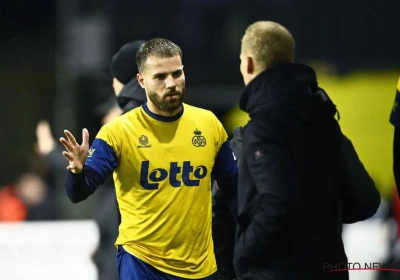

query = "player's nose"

[{"left": 165, "top": 76, "right": 177, "bottom": 89}]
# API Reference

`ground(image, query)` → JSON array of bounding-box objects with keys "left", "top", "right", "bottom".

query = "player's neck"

[{"left": 146, "top": 102, "right": 181, "bottom": 117}]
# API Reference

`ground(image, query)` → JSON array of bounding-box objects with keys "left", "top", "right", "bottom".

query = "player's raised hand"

[{"left": 59, "top": 129, "right": 90, "bottom": 174}]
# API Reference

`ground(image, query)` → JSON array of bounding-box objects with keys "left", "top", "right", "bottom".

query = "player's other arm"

[
  {"left": 212, "top": 140, "right": 239, "bottom": 221},
  {"left": 60, "top": 128, "right": 117, "bottom": 203}
]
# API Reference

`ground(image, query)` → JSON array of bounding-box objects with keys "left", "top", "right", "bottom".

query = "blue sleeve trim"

[
  {"left": 65, "top": 165, "right": 104, "bottom": 203},
  {"left": 85, "top": 138, "right": 118, "bottom": 181},
  {"left": 212, "top": 141, "right": 238, "bottom": 181}
]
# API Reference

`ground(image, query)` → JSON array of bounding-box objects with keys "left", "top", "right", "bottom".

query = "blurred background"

[{"left": 1, "top": 0, "right": 400, "bottom": 279}]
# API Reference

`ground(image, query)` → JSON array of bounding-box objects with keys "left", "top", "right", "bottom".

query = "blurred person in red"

[
  {"left": 14, "top": 172, "right": 59, "bottom": 220},
  {"left": 0, "top": 172, "right": 59, "bottom": 221},
  {"left": 0, "top": 184, "right": 27, "bottom": 222}
]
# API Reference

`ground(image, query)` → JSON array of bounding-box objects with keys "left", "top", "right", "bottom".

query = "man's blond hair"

[{"left": 241, "top": 21, "right": 295, "bottom": 70}]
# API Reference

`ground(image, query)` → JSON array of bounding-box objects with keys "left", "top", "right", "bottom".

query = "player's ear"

[
  {"left": 137, "top": 73, "right": 145, "bottom": 89},
  {"left": 247, "top": 57, "right": 254, "bottom": 74}
]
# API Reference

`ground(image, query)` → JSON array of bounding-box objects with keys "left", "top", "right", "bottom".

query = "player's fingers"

[
  {"left": 62, "top": 151, "right": 74, "bottom": 161},
  {"left": 64, "top": 130, "right": 78, "bottom": 146},
  {"left": 66, "top": 164, "right": 79, "bottom": 171},
  {"left": 82, "top": 128, "right": 89, "bottom": 147},
  {"left": 60, "top": 137, "right": 74, "bottom": 152}
]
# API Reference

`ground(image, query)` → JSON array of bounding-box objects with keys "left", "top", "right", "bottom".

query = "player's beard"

[{"left": 147, "top": 86, "right": 186, "bottom": 114}]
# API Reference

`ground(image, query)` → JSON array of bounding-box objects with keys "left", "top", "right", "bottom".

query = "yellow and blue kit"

[{"left": 65, "top": 103, "right": 238, "bottom": 279}]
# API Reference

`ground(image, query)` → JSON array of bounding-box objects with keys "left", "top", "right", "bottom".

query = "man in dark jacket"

[{"left": 233, "top": 21, "right": 381, "bottom": 280}]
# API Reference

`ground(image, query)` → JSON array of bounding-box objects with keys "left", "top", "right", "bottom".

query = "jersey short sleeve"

[
  {"left": 85, "top": 125, "right": 120, "bottom": 181},
  {"left": 210, "top": 112, "right": 237, "bottom": 179}
]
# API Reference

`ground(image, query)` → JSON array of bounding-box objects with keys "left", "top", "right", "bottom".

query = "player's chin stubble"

[{"left": 147, "top": 87, "right": 186, "bottom": 114}]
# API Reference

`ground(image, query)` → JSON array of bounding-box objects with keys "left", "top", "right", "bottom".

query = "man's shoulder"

[
  {"left": 102, "top": 115, "right": 123, "bottom": 131},
  {"left": 241, "top": 116, "right": 283, "bottom": 144},
  {"left": 245, "top": 114, "right": 276, "bottom": 130}
]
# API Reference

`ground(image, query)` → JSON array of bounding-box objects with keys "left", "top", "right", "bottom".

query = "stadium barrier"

[{"left": 0, "top": 220, "right": 100, "bottom": 280}]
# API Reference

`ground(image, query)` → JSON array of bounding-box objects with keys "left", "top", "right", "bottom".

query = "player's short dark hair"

[{"left": 136, "top": 38, "right": 182, "bottom": 73}]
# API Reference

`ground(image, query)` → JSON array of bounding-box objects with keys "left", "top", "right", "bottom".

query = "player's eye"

[
  {"left": 154, "top": 75, "right": 165, "bottom": 80},
  {"left": 172, "top": 70, "right": 182, "bottom": 78}
]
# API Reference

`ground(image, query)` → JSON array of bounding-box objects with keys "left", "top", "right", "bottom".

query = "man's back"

[
  {"left": 234, "top": 21, "right": 379, "bottom": 280},
  {"left": 262, "top": 103, "right": 346, "bottom": 262},
  {"left": 235, "top": 63, "right": 350, "bottom": 279}
]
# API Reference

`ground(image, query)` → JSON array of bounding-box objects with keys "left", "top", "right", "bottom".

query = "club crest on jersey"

[
  {"left": 192, "top": 128, "right": 206, "bottom": 147},
  {"left": 138, "top": 135, "right": 152, "bottom": 148}
]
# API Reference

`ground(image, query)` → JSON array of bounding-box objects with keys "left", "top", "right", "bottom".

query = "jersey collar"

[{"left": 142, "top": 103, "right": 184, "bottom": 122}]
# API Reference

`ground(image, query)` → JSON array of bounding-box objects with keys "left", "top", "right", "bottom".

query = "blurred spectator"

[
  {"left": 376, "top": 188, "right": 400, "bottom": 280},
  {"left": 110, "top": 40, "right": 147, "bottom": 113},
  {"left": 35, "top": 102, "right": 120, "bottom": 280},
  {"left": 0, "top": 172, "right": 59, "bottom": 221},
  {"left": 0, "top": 184, "right": 27, "bottom": 222},
  {"left": 15, "top": 172, "right": 59, "bottom": 220},
  {"left": 35, "top": 119, "right": 98, "bottom": 220},
  {"left": 102, "top": 104, "right": 122, "bottom": 124}
]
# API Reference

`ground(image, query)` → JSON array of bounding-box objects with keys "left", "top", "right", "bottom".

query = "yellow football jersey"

[{"left": 85, "top": 103, "right": 236, "bottom": 279}]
